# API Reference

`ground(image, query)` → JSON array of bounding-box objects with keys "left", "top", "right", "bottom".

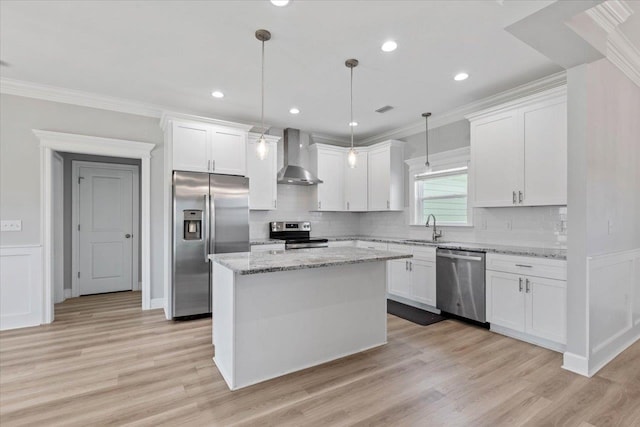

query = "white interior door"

[{"left": 78, "top": 166, "right": 134, "bottom": 295}]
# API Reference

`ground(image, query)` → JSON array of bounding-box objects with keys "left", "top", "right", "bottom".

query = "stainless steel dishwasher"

[{"left": 436, "top": 248, "right": 486, "bottom": 323}]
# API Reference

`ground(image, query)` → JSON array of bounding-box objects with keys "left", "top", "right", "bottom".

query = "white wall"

[
  {"left": 0, "top": 94, "right": 165, "bottom": 305},
  {"left": 565, "top": 58, "right": 640, "bottom": 376}
]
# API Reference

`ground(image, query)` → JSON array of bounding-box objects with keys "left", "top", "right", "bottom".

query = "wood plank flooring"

[{"left": 1, "top": 291, "right": 638, "bottom": 426}]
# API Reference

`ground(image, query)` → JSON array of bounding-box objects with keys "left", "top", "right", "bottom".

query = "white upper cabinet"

[
  {"left": 247, "top": 133, "right": 279, "bottom": 210},
  {"left": 344, "top": 150, "right": 368, "bottom": 211},
  {"left": 165, "top": 115, "right": 251, "bottom": 176},
  {"left": 310, "top": 144, "right": 345, "bottom": 211},
  {"left": 367, "top": 141, "right": 404, "bottom": 211},
  {"left": 210, "top": 128, "right": 247, "bottom": 176},
  {"left": 172, "top": 122, "right": 211, "bottom": 173},
  {"left": 468, "top": 87, "right": 567, "bottom": 207}
]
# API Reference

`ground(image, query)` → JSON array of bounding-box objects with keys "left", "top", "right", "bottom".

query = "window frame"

[{"left": 405, "top": 147, "right": 473, "bottom": 227}]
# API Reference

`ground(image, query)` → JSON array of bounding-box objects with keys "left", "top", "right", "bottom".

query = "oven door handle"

[{"left": 437, "top": 253, "right": 483, "bottom": 262}]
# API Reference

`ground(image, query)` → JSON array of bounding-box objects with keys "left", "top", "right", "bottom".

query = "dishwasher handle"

[{"left": 437, "top": 253, "right": 483, "bottom": 262}]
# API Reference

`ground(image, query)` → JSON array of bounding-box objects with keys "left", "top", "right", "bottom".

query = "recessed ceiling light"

[
  {"left": 289, "top": 107, "right": 300, "bottom": 114},
  {"left": 270, "top": 0, "right": 289, "bottom": 6},
  {"left": 211, "top": 90, "right": 224, "bottom": 98},
  {"left": 349, "top": 121, "right": 358, "bottom": 127},
  {"left": 381, "top": 40, "right": 397, "bottom": 52},
  {"left": 454, "top": 72, "right": 469, "bottom": 81}
]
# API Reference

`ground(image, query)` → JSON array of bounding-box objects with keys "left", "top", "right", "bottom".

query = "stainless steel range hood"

[{"left": 277, "top": 128, "right": 323, "bottom": 185}]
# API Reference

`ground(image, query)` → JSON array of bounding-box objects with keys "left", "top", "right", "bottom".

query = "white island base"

[{"left": 212, "top": 261, "right": 387, "bottom": 390}]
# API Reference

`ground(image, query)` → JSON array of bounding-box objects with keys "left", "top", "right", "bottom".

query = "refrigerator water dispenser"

[{"left": 183, "top": 210, "right": 202, "bottom": 240}]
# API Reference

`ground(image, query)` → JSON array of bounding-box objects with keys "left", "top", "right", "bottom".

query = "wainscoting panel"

[
  {"left": 588, "top": 248, "right": 640, "bottom": 376},
  {"left": 0, "top": 245, "right": 43, "bottom": 330}
]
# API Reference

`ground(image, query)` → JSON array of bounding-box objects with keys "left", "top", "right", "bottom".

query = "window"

[{"left": 414, "top": 167, "right": 469, "bottom": 225}]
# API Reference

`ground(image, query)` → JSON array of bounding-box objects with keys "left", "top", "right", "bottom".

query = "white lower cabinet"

[
  {"left": 387, "top": 245, "right": 437, "bottom": 308},
  {"left": 486, "top": 254, "right": 567, "bottom": 350}
]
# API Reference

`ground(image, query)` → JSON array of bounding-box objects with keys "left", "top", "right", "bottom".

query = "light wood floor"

[{"left": 1, "top": 292, "right": 638, "bottom": 426}]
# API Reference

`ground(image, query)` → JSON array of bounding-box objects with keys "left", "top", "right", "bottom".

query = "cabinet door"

[
  {"left": 316, "top": 149, "right": 344, "bottom": 211},
  {"left": 525, "top": 276, "right": 566, "bottom": 344},
  {"left": 247, "top": 140, "right": 277, "bottom": 210},
  {"left": 388, "top": 259, "right": 411, "bottom": 298},
  {"left": 344, "top": 151, "right": 368, "bottom": 211},
  {"left": 522, "top": 100, "right": 567, "bottom": 206},
  {"left": 368, "top": 147, "right": 390, "bottom": 211},
  {"left": 411, "top": 259, "right": 436, "bottom": 306},
  {"left": 211, "top": 128, "right": 247, "bottom": 176},
  {"left": 471, "top": 112, "right": 523, "bottom": 207},
  {"left": 172, "top": 123, "right": 210, "bottom": 172},
  {"left": 486, "top": 270, "right": 525, "bottom": 332}
]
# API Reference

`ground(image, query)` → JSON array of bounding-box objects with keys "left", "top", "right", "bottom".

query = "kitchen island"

[{"left": 208, "top": 247, "right": 412, "bottom": 390}]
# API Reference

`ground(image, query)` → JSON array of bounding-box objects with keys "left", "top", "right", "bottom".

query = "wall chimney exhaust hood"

[{"left": 277, "top": 128, "right": 323, "bottom": 185}]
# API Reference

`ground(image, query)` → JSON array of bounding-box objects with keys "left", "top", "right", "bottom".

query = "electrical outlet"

[
  {"left": 1, "top": 220, "right": 22, "bottom": 232},
  {"left": 505, "top": 220, "right": 512, "bottom": 231}
]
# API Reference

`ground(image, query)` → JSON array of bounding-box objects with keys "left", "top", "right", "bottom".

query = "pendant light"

[
  {"left": 255, "top": 29, "right": 271, "bottom": 160},
  {"left": 346, "top": 58, "right": 359, "bottom": 168},
  {"left": 422, "top": 112, "right": 432, "bottom": 171}
]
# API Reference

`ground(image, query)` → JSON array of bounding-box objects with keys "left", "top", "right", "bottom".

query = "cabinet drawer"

[
  {"left": 356, "top": 241, "right": 388, "bottom": 251},
  {"left": 486, "top": 253, "right": 566, "bottom": 281}
]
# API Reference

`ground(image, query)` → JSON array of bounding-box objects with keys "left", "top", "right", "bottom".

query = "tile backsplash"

[{"left": 251, "top": 184, "right": 567, "bottom": 248}]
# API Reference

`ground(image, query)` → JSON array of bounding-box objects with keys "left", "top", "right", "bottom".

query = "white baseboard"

[
  {"left": 562, "top": 352, "right": 590, "bottom": 377},
  {"left": 150, "top": 298, "right": 165, "bottom": 310},
  {"left": 588, "top": 331, "right": 640, "bottom": 377},
  {"left": 490, "top": 324, "right": 565, "bottom": 353}
]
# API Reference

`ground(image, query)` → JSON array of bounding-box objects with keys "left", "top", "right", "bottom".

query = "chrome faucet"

[{"left": 425, "top": 214, "right": 442, "bottom": 242}]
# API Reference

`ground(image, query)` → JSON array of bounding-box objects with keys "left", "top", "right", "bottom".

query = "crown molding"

[
  {"left": 1, "top": 78, "right": 165, "bottom": 118},
  {"left": 159, "top": 111, "right": 253, "bottom": 132},
  {"left": 357, "top": 70, "right": 567, "bottom": 145},
  {"left": 586, "top": 1, "right": 639, "bottom": 87},
  {"left": 310, "top": 133, "right": 351, "bottom": 147},
  {"left": 33, "top": 130, "right": 156, "bottom": 158}
]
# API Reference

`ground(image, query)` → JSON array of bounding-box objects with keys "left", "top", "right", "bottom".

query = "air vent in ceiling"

[{"left": 375, "top": 105, "right": 394, "bottom": 113}]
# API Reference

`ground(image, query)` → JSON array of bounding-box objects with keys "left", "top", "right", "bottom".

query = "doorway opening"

[{"left": 66, "top": 157, "right": 141, "bottom": 301}]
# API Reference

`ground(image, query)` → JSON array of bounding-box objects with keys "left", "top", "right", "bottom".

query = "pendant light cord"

[
  {"left": 424, "top": 113, "right": 431, "bottom": 167},
  {"left": 260, "top": 39, "right": 265, "bottom": 139},
  {"left": 350, "top": 66, "right": 354, "bottom": 150}
]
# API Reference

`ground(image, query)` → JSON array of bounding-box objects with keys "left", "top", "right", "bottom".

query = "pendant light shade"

[
  {"left": 422, "top": 112, "right": 432, "bottom": 171},
  {"left": 256, "top": 29, "right": 271, "bottom": 160},
  {"left": 346, "top": 58, "right": 359, "bottom": 168}
]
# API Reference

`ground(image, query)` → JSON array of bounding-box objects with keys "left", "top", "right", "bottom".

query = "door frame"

[
  {"left": 34, "top": 130, "right": 155, "bottom": 324},
  {"left": 71, "top": 161, "right": 140, "bottom": 298}
]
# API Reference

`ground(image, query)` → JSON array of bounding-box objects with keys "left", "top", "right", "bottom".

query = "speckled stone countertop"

[
  {"left": 249, "top": 238, "right": 284, "bottom": 245},
  {"left": 321, "top": 236, "right": 567, "bottom": 260},
  {"left": 209, "top": 247, "right": 412, "bottom": 275}
]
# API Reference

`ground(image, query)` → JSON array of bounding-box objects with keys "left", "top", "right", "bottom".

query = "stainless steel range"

[{"left": 269, "top": 221, "right": 329, "bottom": 250}]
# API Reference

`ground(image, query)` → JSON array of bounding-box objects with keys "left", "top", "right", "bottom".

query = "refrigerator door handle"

[{"left": 204, "top": 194, "right": 210, "bottom": 262}]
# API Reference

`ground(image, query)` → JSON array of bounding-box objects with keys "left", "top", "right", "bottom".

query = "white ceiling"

[{"left": 0, "top": 0, "right": 569, "bottom": 140}]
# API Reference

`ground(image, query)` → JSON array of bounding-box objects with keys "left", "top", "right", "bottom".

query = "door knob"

[{"left": 125, "top": 234, "right": 132, "bottom": 238}]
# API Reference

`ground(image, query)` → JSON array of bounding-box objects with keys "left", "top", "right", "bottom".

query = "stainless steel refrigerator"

[{"left": 172, "top": 171, "right": 249, "bottom": 318}]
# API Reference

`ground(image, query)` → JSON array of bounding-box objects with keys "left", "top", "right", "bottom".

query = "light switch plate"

[{"left": 1, "top": 220, "right": 22, "bottom": 232}]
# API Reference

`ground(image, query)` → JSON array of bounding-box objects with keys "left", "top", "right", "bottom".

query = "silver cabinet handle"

[
  {"left": 387, "top": 200, "right": 390, "bottom": 209},
  {"left": 405, "top": 261, "right": 408, "bottom": 271},
  {"left": 318, "top": 201, "right": 321, "bottom": 210},
  {"left": 274, "top": 200, "right": 277, "bottom": 209},
  {"left": 409, "top": 261, "right": 412, "bottom": 272},
  {"left": 437, "top": 253, "right": 483, "bottom": 262},
  {"left": 347, "top": 202, "right": 350, "bottom": 211},
  {"left": 519, "top": 277, "right": 523, "bottom": 292},
  {"left": 519, "top": 191, "right": 523, "bottom": 204},
  {"left": 525, "top": 278, "right": 530, "bottom": 293},
  {"left": 513, "top": 191, "right": 517, "bottom": 204},
  {"left": 515, "top": 264, "right": 533, "bottom": 268},
  {"left": 204, "top": 194, "right": 210, "bottom": 262},
  {"left": 125, "top": 233, "right": 132, "bottom": 239},
  {"left": 207, "top": 160, "right": 210, "bottom": 171},
  {"left": 211, "top": 160, "right": 215, "bottom": 171}
]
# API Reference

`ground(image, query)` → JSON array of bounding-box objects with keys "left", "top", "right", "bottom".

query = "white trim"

[
  {"left": 150, "top": 298, "right": 166, "bottom": 310},
  {"left": 359, "top": 71, "right": 567, "bottom": 145},
  {"left": 52, "top": 152, "right": 65, "bottom": 305},
  {"left": 1, "top": 78, "right": 166, "bottom": 118},
  {"left": 160, "top": 112, "right": 253, "bottom": 132},
  {"left": 490, "top": 324, "right": 565, "bottom": 353},
  {"left": 562, "top": 352, "right": 590, "bottom": 377},
  {"left": 586, "top": 1, "right": 640, "bottom": 87},
  {"left": 405, "top": 147, "right": 471, "bottom": 170},
  {"left": 311, "top": 132, "right": 350, "bottom": 146},
  {"left": 465, "top": 85, "right": 567, "bottom": 121},
  {"left": 34, "top": 130, "right": 155, "bottom": 326},
  {"left": 71, "top": 161, "right": 140, "bottom": 298}
]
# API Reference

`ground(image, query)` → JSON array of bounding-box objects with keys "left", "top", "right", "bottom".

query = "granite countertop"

[
  {"left": 209, "top": 247, "right": 412, "bottom": 275},
  {"left": 249, "top": 238, "right": 284, "bottom": 245},
  {"left": 320, "top": 236, "right": 567, "bottom": 260}
]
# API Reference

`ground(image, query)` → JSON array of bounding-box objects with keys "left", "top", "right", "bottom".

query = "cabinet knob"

[
  {"left": 513, "top": 191, "right": 517, "bottom": 204},
  {"left": 525, "top": 278, "right": 530, "bottom": 293},
  {"left": 125, "top": 233, "right": 132, "bottom": 239},
  {"left": 519, "top": 191, "right": 524, "bottom": 204}
]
